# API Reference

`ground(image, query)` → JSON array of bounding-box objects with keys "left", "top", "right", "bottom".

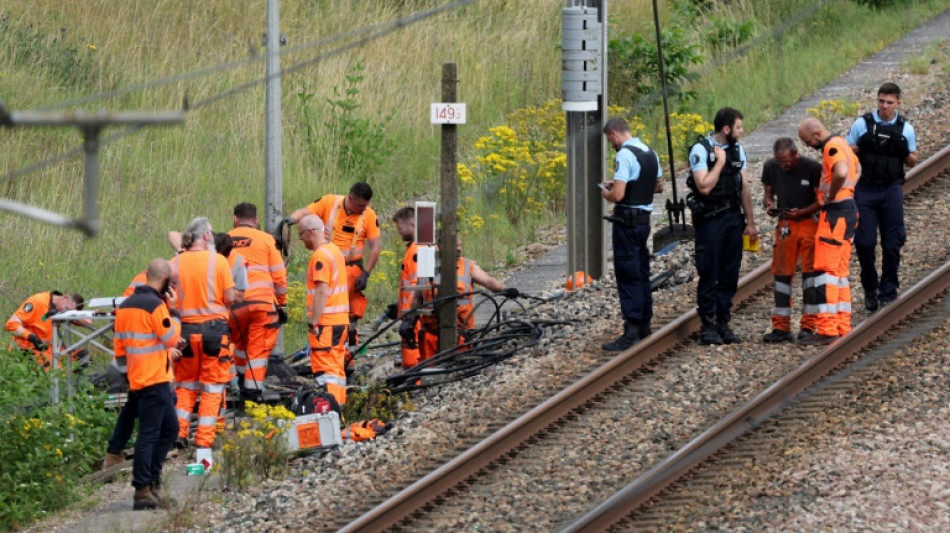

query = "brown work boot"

[
  {"left": 133, "top": 486, "right": 165, "bottom": 511},
  {"left": 102, "top": 452, "right": 125, "bottom": 469}
]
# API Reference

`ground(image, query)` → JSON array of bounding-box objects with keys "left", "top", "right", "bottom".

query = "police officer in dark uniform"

[
  {"left": 600, "top": 117, "right": 662, "bottom": 351},
  {"left": 846, "top": 82, "right": 918, "bottom": 311},
  {"left": 687, "top": 107, "right": 758, "bottom": 345}
]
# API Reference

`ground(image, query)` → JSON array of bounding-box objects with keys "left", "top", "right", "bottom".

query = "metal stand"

[{"left": 50, "top": 308, "right": 117, "bottom": 405}]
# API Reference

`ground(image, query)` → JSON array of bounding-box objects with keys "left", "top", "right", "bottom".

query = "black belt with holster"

[{"left": 604, "top": 206, "right": 651, "bottom": 227}]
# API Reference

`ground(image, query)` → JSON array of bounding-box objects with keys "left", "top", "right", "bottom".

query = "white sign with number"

[{"left": 430, "top": 103, "right": 466, "bottom": 124}]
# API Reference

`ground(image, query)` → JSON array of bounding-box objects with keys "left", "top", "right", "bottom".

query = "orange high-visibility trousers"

[
  {"left": 174, "top": 322, "right": 231, "bottom": 447},
  {"left": 812, "top": 202, "right": 858, "bottom": 337},
  {"left": 230, "top": 301, "right": 279, "bottom": 391},
  {"left": 309, "top": 324, "right": 348, "bottom": 406},
  {"left": 771, "top": 217, "right": 818, "bottom": 333}
]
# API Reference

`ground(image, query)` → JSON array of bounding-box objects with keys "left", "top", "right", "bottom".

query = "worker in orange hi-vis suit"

[
  {"left": 170, "top": 217, "right": 237, "bottom": 454},
  {"left": 227, "top": 202, "right": 287, "bottom": 394},
  {"left": 411, "top": 236, "right": 517, "bottom": 362},
  {"left": 798, "top": 118, "right": 861, "bottom": 345},
  {"left": 298, "top": 214, "right": 350, "bottom": 405},
  {"left": 290, "top": 182, "right": 381, "bottom": 357},
  {"left": 391, "top": 206, "right": 422, "bottom": 368},
  {"left": 6, "top": 291, "right": 84, "bottom": 370},
  {"left": 112, "top": 258, "right": 181, "bottom": 511}
]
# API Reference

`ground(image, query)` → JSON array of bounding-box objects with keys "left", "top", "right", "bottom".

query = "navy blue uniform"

[
  {"left": 612, "top": 138, "right": 661, "bottom": 325},
  {"left": 847, "top": 111, "right": 916, "bottom": 303}
]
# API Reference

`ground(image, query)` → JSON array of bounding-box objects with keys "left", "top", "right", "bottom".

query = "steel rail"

[
  {"left": 339, "top": 145, "right": 950, "bottom": 533},
  {"left": 559, "top": 258, "right": 950, "bottom": 533},
  {"left": 558, "top": 145, "right": 950, "bottom": 532}
]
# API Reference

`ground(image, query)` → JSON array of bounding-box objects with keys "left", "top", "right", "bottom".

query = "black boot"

[
  {"left": 699, "top": 314, "right": 723, "bottom": 345},
  {"left": 602, "top": 320, "right": 642, "bottom": 351},
  {"left": 717, "top": 314, "right": 740, "bottom": 344}
]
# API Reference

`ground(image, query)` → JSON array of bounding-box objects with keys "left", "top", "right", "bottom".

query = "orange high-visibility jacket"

[
  {"left": 306, "top": 195, "right": 381, "bottom": 262},
  {"left": 398, "top": 242, "right": 419, "bottom": 317},
  {"left": 171, "top": 250, "right": 235, "bottom": 323},
  {"left": 5, "top": 291, "right": 58, "bottom": 349},
  {"left": 307, "top": 242, "right": 349, "bottom": 326},
  {"left": 113, "top": 285, "right": 181, "bottom": 390},
  {"left": 420, "top": 258, "right": 476, "bottom": 330},
  {"left": 229, "top": 226, "right": 288, "bottom": 305},
  {"left": 123, "top": 270, "right": 147, "bottom": 297},
  {"left": 819, "top": 136, "right": 860, "bottom": 205}
]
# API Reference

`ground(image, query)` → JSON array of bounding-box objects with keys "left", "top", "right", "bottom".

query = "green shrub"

[
  {"left": 0, "top": 352, "right": 113, "bottom": 531},
  {"left": 608, "top": 25, "right": 702, "bottom": 110}
]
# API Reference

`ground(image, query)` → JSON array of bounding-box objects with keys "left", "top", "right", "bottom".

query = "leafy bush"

[
  {"left": 344, "top": 381, "right": 414, "bottom": 423},
  {"left": 608, "top": 25, "right": 702, "bottom": 110},
  {"left": 807, "top": 99, "right": 862, "bottom": 128},
  {"left": 217, "top": 401, "right": 295, "bottom": 491},
  {"left": 0, "top": 352, "right": 113, "bottom": 531}
]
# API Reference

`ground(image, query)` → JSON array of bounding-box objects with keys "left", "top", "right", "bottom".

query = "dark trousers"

[
  {"left": 854, "top": 181, "right": 905, "bottom": 301},
  {"left": 132, "top": 383, "right": 178, "bottom": 489},
  {"left": 694, "top": 211, "right": 744, "bottom": 317},
  {"left": 107, "top": 390, "right": 138, "bottom": 453},
  {"left": 612, "top": 221, "right": 652, "bottom": 324}
]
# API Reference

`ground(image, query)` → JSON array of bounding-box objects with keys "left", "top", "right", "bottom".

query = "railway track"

[{"left": 336, "top": 144, "right": 950, "bottom": 532}]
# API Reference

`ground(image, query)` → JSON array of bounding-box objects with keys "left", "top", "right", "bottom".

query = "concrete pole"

[
  {"left": 265, "top": 0, "right": 285, "bottom": 356},
  {"left": 438, "top": 63, "right": 459, "bottom": 355},
  {"left": 264, "top": 0, "right": 283, "bottom": 234}
]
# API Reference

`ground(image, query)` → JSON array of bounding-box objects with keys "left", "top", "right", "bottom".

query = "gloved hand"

[
  {"left": 276, "top": 306, "right": 288, "bottom": 325},
  {"left": 28, "top": 333, "right": 48, "bottom": 352},
  {"left": 281, "top": 217, "right": 296, "bottom": 227},
  {"left": 384, "top": 303, "right": 398, "bottom": 321},
  {"left": 502, "top": 287, "right": 520, "bottom": 298},
  {"left": 398, "top": 318, "right": 417, "bottom": 348},
  {"left": 354, "top": 271, "right": 370, "bottom": 293}
]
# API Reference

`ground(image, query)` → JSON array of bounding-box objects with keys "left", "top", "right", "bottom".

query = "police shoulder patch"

[
  {"left": 316, "top": 261, "right": 324, "bottom": 271},
  {"left": 829, "top": 147, "right": 838, "bottom": 156},
  {"left": 691, "top": 154, "right": 700, "bottom": 165},
  {"left": 23, "top": 302, "right": 33, "bottom": 313},
  {"left": 162, "top": 317, "right": 171, "bottom": 327}
]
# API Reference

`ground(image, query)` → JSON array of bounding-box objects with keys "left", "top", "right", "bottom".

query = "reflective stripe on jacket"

[{"left": 114, "top": 285, "right": 181, "bottom": 390}]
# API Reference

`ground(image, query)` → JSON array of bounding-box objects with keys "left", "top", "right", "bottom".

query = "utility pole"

[
  {"left": 562, "top": 0, "right": 607, "bottom": 280},
  {"left": 264, "top": 0, "right": 283, "bottom": 234},
  {"left": 264, "top": 0, "right": 286, "bottom": 358},
  {"left": 0, "top": 107, "right": 184, "bottom": 236},
  {"left": 437, "top": 62, "right": 459, "bottom": 355}
]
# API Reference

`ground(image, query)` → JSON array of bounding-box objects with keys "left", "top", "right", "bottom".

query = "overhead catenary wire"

[{"left": 1, "top": 0, "right": 476, "bottom": 186}]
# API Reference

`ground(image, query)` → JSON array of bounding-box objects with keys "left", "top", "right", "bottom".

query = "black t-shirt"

[{"left": 761, "top": 156, "right": 821, "bottom": 209}]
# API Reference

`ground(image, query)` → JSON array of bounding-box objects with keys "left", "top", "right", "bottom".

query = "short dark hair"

[
  {"left": 773, "top": 137, "right": 797, "bottom": 154},
  {"left": 233, "top": 202, "right": 257, "bottom": 220},
  {"left": 349, "top": 182, "right": 373, "bottom": 202},
  {"left": 70, "top": 293, "right": 85, "bottom": 311},
  {"left": 214, "top": 233, "right": 233, "bottom": 257},
  {"left": 878, "top": 82, "right": 901, "bottom": 98},
  {"left": 603, "top": 117, "right": 630, "bottom": 135},
  {"left": 713, "top": 107, "right": 744, "bottom": 133},
  {"left": 392, "top": 206, "right": 414, "bottom": 223}
]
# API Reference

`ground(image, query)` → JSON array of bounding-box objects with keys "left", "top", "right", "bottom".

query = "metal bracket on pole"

[{"left": 0, "top": 104, "right": 184, "bottom": 236}]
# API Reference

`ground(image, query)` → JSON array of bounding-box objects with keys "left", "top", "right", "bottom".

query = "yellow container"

[{"left": 743, "top": 234, "right": 760, "bottom": 252}]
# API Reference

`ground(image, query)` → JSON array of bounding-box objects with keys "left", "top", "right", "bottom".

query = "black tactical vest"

[
  {"left": 686, "top": 136, "right": 742, "bottom": 213},
  {"left": 856, "top": 113, "right": 908, "bottom": 184},
  {"left": 619, "top": 144, "right": 659, "bottom": 206}
]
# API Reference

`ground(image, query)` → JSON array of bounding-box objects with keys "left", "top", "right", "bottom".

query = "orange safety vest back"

[
  {"left": 819, "top": 136, "right": 860, "bottom": 205},
  {"left": 307, "top": 242, "right": 350, "bottom": 326},
  {"left": 5, "top": 291, "right": 57, "bottom": 350},
  {"left": 229, "top": 226, "right": 288, "bottom": 305},
  {"left": 113, "top": 286, "right": 181, "bottom": 391},
  {"left": 420, "top": 258, "right": 475, "bottom": 330},
  {"left": 398, "top": 242, "right": 419, "bottom": 317},
  {"left": 306, "top": 195, "right": 381, "bottom": 262},
  {"left": 171, "top": 250, "right": 234, "bottom": 323}
]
